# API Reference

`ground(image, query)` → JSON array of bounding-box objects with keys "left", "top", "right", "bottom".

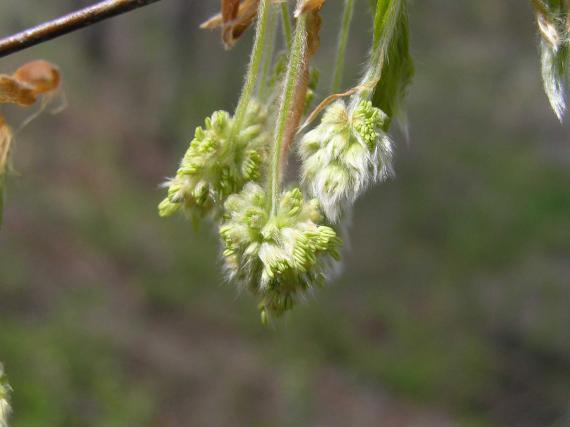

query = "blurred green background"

[{"left": 1, "top": 1, "right": 569, "bottom": 426}]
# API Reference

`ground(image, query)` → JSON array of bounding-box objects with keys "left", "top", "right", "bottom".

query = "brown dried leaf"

[
  {"left": 0, "top": 60, "right": 62, "bottom": 228},
  {"left": 13, "top": 60, "right": 61, "bottom": 95},
  {"left": 0, "top": 60, "right": 61, "bottom": 106},
  {"left": 0, "top": 75, "right": 37, "bottom": 107},
  {"left": 222, "top": 0, "right": 240, "bottom": 23},
  {"left": 200, "top": 0, "right": 260, "bottom": 48},
  {"left": 222, "top": 0, "right": 241, "bottom": 45}
]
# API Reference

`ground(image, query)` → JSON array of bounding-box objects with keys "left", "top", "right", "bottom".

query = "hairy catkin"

[{"left": 533, "top": 0, "right": 570, "bottom": 120}]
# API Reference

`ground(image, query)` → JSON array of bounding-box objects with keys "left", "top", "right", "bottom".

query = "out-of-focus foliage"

[{"left": 0, "top": 1, "right": 568, "bottom": 426}]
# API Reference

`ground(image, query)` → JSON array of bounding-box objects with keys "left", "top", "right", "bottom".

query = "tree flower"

[
  {"left": 159, "top": 100, "right": 269, "bottom": 220},
  {"left": 220, "top": 183, "right": 341, "bottom": 321},
  {"left": 299, "top": 99, "right": 393, "bottom": 222}
]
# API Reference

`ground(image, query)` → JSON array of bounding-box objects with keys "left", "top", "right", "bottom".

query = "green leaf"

[{"left": 371, "top": 0, "right": 414, "bottom": 129}]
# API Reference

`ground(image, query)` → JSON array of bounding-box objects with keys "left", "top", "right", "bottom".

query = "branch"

[{"left": 0, "top": 0, "right": 167, "bottom": 59}]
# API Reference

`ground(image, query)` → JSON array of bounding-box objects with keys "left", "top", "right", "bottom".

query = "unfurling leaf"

[{"left": 370, "top": 0, "right": 414, "bottom": 129}]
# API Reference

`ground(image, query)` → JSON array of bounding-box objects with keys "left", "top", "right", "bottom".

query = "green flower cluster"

[
  {"left": 0, "top": 365, "right": 10, "bottom": 427},
  {"left": 159, "top": 0, "right": 415, "bottom": 321},
  {"left": 159, "top": 101, "right": 269, "bottom": 219},
  {"left": 299, "top": 99, "right": 392, "bottom": 222},
  {"left": 219, "top": 183, "right": 341, "bottom": 322}
]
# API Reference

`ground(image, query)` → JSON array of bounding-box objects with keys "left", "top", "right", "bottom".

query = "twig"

[{"left": 0, "top": 0, "right": 167, "bottom": 59}]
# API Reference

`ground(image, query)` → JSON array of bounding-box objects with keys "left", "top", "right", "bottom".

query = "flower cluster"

[
  {"left": 159, "top": 100, "right": 269, "bottom": 219},
  {"left": 299, "top": 99, "right": 393, "bottom": 222},
  {"left": 219, "top": 183, "right": 341, "bottom": 321},
  {"left": 159, "top": 0, "right": 413, "bottom": 321},
  {"left": 0, "top": 365, "right": 10, "bottom": 427}
]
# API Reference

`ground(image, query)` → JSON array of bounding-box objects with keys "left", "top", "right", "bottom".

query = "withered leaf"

[
  {"left": 201, "top": 0, "right": 260, "bottom": 48},
  {"left": 0, "top": 60, "right": 61, "bottom": 229},
  {"left": 0, "top": 60, "right": 61, "bottom": 106},
  {"left": 221, "top": 0, "right": 241, "bottom": 45},
  {"left": 0, "top": 75, "right": 36, "bottom": 107},
  {"left": 222, "top": 0, "right": 240, "bottom": 23},
  {"left": 14, "top": 60, "right": 61, "bottom": 95}
]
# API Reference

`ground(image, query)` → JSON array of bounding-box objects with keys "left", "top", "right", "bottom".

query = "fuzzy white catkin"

[
  {"left": 299, "top": 100, "right": 393, "bottom": 222},
  {"left": 534, "top": 2, "right": 569, "bottom": 121},
  {"left": 219, "top": 183, "right": 342, "bottom": 320}
]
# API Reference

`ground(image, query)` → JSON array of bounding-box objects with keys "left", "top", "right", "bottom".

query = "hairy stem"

[
  {"left": 267, "top": 12, "right": 309, "bottom": 215},
  {"left": 354, "top": 0, "right": 403, "bottom": 104},
  {"left": 258, "top": 3, "right": 279, "bottom": 99},
  {"left": 331, "top": 0, "right": 356, "bottom": 92},
  {"left": 280, "top": 2, "right": 293, "bottom": 50},
  {"left": 233, "top": 0, "right": 271, "bottom": 132}
]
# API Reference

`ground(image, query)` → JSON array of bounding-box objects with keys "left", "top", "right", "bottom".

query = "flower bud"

[
  {"left": 159, "top": 100, "right": 269, "bottom": 220},
  {"left": 299, "top": 99, "right": 393, "bottom": 222},
  {"left": 220, "top": 183, "right": 342, "bottom": 320}
]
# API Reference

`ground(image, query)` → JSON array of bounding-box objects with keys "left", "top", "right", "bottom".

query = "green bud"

[
  {"left": 220, "top": 183, "right": 342, "bottom": 319},
  {"left": 299, "top": 99, "right": 393, "bottom": 222},
  {"left": 159, "top": 100, "right": 269, "bottom": 220}
]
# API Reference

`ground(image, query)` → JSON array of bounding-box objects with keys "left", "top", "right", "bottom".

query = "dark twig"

[{"left": 0, "top": 0, "right": 166, "bottom": 59}]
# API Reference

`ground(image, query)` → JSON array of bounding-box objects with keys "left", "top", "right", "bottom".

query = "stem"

[
  {"left": 280, "top": 2, "right": 293, "bottom": 50},
  {"left": 258, "top": 4, "right": 278, "bottom": 99},
  {"left": 267, "top": 12, "right": 308, "bottom": 215},
  {"left": 0, "top": 0, "right": 166, "bottom": 59},
  {"left": 233, "top": 0, "right": 271, "bottom": 132},
  {"left": 331, "top": 0, "right": 356, "bottom": 93},
  {"left": 354, "top": 0, "right": 403, "bottom": 104}
]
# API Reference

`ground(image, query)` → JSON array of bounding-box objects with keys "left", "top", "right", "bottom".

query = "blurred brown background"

[{"left": 0, "top": 1, "right": 569, "bottom": 426}]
